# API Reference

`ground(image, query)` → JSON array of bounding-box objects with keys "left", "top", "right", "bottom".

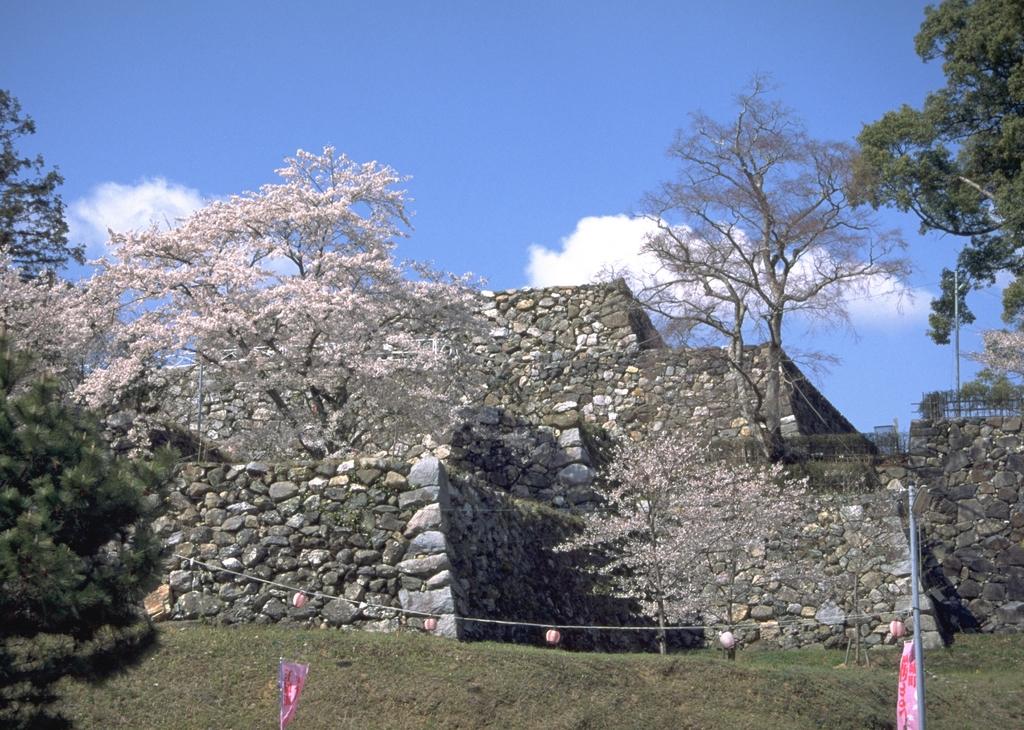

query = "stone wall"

[
  {"left": 152, "top": 453, "right": 942, "bottom": 651},
  {"left": 472, "top": 282, "right": 861, "bottom": 445},
  {"left": 133, "top": 281, "right": 864, "bottom": 462},
  {"left": 138, "top": 281, "right": 1024, "bottom": 649},
  {"left": 154, "top": 456, "right": 460, "bottom": 638},
  {"left": 910, "top": 416, "right": 1024, "bottom": 632}
]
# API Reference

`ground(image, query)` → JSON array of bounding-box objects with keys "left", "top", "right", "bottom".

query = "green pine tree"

[{"left": 0, "top": 340, "right": 169, "bottom": 728}]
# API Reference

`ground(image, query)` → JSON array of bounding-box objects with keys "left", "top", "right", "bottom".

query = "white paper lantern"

[
  {"left": 719, "top": 631, "right": 737, "bottom": 649},
  {"left": 545, "top": 629, "right": 561, "bottom": 645},
  {"left": 423, "top": 617, "right": 439, "bottom": 632},
  {"left": 292, "top": 592, "right": 308, "bottom": 608},
  {"left": 889, "top": 619, "right": 906, "bottom": 638}
]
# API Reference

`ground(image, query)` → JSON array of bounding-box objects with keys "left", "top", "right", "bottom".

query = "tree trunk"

[
  {"left": 762, "top": 322, "right": 786, "bottom": 461},
  {"left": 656, "top": 598, "right": 667, "bottom": 655}
]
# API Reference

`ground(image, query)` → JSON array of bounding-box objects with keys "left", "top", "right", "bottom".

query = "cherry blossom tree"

[
  {"left": 562, "top": 432, "right": 806, "bottom": 654},
  {"left": 63, "top": 147, "right": 482, "bottom": 458},
  {"left": 0, "top": 258, "right": 76, "bottom": 383},
  {"left": 637, "top": 79, "right": 909, "bottom": 460},
  {"left": 976, "top": 330, "right": 1024, "bottom": 380}
]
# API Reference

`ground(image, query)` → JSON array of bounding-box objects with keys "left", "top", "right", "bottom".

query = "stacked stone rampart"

[
  {"left": 155, "top": 456, "right": 460, "bottom": 638},
  {"left": 910, "top": 416, "right": 1024, "bottom": 632},
  {"left": 152, "top": 453, "right": 943, "bottom": 651},
  {"left": 472, "top": 283, "right": 859, "bottom": 444},
  {"left": 135, "top": 281, "right": 863, "bottom": 461},
  {"left": 142, "top": 281, "right": 1023, "bottom": 650}
]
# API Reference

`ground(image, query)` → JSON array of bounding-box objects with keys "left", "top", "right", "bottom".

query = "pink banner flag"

[
  {"left": 279, "top": 659, "right": 309, "bottom": 729},
  {"left": 897, "top": 641, "right": 919, "bottom": 730}
]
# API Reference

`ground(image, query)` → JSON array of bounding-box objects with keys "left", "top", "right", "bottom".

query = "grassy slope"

[{"left": 56, "top": 625, "right": 1024, "bottom": 730}]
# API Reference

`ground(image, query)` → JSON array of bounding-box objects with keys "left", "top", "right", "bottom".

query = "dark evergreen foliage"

[
  {"left": 856, "top": 0, "right": 1024, "bottom": 342},
  {"left": 0, "top": 340, "right": 168, "bottom": 728},
  {"left": 0, "top": 91, "right": 83, "bottom": 276}
]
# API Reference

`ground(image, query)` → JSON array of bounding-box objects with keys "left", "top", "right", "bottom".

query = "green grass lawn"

[{"left": 55, "top": 624, "right": 1024, "bottom": 729}]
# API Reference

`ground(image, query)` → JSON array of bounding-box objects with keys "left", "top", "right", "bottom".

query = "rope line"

[{"left": 172, "top": 554, "right": 913, "bottom": 634}]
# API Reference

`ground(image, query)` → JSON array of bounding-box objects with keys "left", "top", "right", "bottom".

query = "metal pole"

[
  {"left": 196, "top": 362, "right": 204, "bottom": 462},
  {"left": 908, "top": 483, "right": 927, "bottom": 729},
  {"left": 954, "top": 269, "right": 961, "bottom": 417}
]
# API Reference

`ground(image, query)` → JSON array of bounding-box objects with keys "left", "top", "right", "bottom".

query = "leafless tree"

[{"left": 638, "top": 79, "right": 909, "bottom": 460}]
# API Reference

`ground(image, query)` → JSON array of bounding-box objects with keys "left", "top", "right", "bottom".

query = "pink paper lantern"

[
  {"left": 292, "top": 592, "right": 308, "bottom": 608},
  {"left": 889, "top": 619, "right": 906, "bottom": 638},
  {"left": 423, "top": 617, "right": 438, "bottom": 632},
  {"left": 545, "top": 629, "right": 561, "bottom": 646},
  {"left": 719, "top": 631, "right": 737, "bottom": 650}
]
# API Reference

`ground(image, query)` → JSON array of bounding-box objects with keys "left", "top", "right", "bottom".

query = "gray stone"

[
  {"left": 322, "top": 598, "right": 361, "bottom": 625},
  {"left": 557, "top": 463, "right": 594, "bottom": 487},
  {"left": 241, "top": 545, "right": 267, "bottom": 567},
  {"left": 882, "top": 559, "right": 912, "bottom": 577},
  {"left": 840, "top": 505, "right": 864, "bottom": 521},
  {"left": 354, "top": 549, "right": 382, "bottom": 565},
  {"left": 304, "top": 549, "right": 332, "bottom": 567},
  {"left": 269, "top": 481, "right": 299, "bottom": 501},
  {"left": 399, "top": 587, "right": 455, "bottom": 615},
  {"left": 168, "top": 570, "right": 193, "bottom": 593},
  {"left": 426, "top": 570, "right": 453, "bottom": 588},
  {"left": 435, "top": 613, "right": 459, "bottom": 639},
  {"left": 176, "top": 591, "right": 222, "bottom": 619},
  {"left": 355, "top": 468, "right": 382, "bottom": 484},
  {"left": 408, "top": 530, "right": 447, "bottom": 556},
  {"left": 245, "top": 462, "right": 270, "bottom": 476},
  {"left": 397, "top": 553, "right": 450, "bottom": 576},
  {"left": 218, "top": 583, "right": 249, "bottom": 601},
  {"left": 557, "top": 428, "right": 583, "bottom": 447},
  {"left": 405, "top": 504, "right": 443, "bottom": 536},
  {"left": 409, "top": 457, "right": 449, "bottom": 490},
  {"left": 945, "top": 450, "right": 972, "bottom": 473},
  {"left": 995, "top": 601, "right": 1024, "bottom": 625},
  {"left": 220, "top": 515, "right": 245, "bottom": 531},
  {"left": 399, "top": 486, "right": 440, "bottom": 510},
  {"left": 383, "top": 471, "right": 407, "bottom": 490},
  {"left": 998, "top": 545, "right": 1024, "bottom": 567},
  {"left": 261, "top": 598, "right": 287, "bottom": 621},
  {"left": 227, "top": 501, "right": 258, "bottom": 514},
  {"left": 815, "top": 600, "right": 845, "bottom": 626}
]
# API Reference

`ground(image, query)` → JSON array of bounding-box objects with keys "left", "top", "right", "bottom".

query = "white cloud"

[
  {"left": 841, "top": 275, "right": 933, "bottom": 329},
  {"left": 525, "top": 214, "right": 932, "bottom": 329},
  {"left": 525, "top": 214, "right": 663, "bottom": 287},
  {"left": 69, "top": 178, "right": 205, "bottom": 258}
]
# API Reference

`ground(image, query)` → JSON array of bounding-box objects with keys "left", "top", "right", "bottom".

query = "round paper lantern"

[
  {"left": 719, "top": 631, "right": 737, "bottom": 650},
  {"left": 423, "top": 617, "right": 438, "bottom": 632},
  {"left": 292, "top": 592, "right": 308, "bottom": 608},
  {"left": 889, "top": 619, "right": 906, "bottom": 639},
  {"left": 545, "top": 629, "right": 561, "bottom": 645}
]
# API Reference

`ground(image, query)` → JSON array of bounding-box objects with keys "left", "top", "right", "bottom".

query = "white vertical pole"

[
  {"left": 908, "top": 483, "right": 927, "bottom": 729},
  {"left": 954, "top": 268, "right": 961, "bottom": 417}
]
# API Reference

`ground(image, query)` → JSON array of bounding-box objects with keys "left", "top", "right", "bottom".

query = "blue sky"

[{"left": 2, "top": 1, "right": 1004, "bottom": 433}]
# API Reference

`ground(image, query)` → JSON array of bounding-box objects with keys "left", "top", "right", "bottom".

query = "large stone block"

[
  {"left": 397, "top": 553, "right": 450, "bottom": 576},
  {"left": 399, "top": 486, "right": 440, "bottom": 510},
  {"left": 405, "top": 504, "right": 443, "bottom": 537},
  {"left": 408, "top": 457, "right": 447, "bottom": 489},
  {"left": 408, "top": 530, "right": 447, "bottom": 556},
  {"left": 322, "top": 598, "right": 360, "bottom": 626},
  {"left": 557, "top": 463, "right": 594, "bottom": 487},
  {"left": 399, "top": 587, "right": 455, "bottom": 615}
]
